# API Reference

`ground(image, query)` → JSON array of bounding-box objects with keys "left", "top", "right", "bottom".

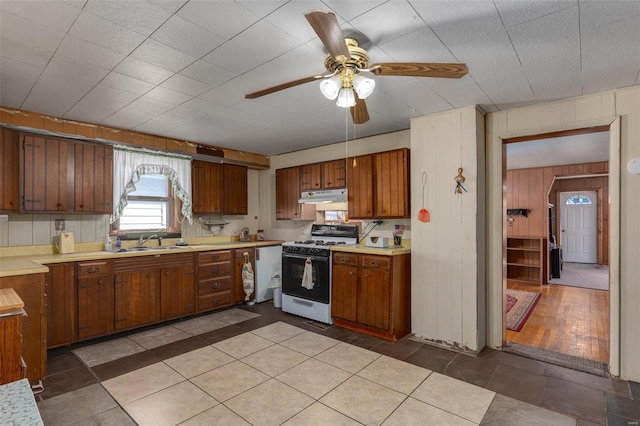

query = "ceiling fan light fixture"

[
  {"left": 336, "top": 87, "right": 356, "bottom": 108},
  {"left": 319, "top": 75, "right": 342, "bottom": 100},
  {"left": 352, "top": 74, "right": 375, "bottom": 99}
]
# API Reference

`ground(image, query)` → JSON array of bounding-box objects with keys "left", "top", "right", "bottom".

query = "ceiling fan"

[{"left": 245, "top": 10, "right": 468, "bottom": 125}]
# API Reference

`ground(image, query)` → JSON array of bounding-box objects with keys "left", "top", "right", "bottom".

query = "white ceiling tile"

[
  {"left": 178, "top": 97, "right": 224, "bottom": 115},
  {"left": 22, "top": 83, "right": 85, "bottom": 117},
  {"left": 263, "top": 0, "right": 331, "bottom": 42},
  {"left": 56, "top": 35, "right": 126, "bottom": 70},
  {"left": 271, "top": 44, "right": 327, "bottom": 77},
  {"left": 147, "top": 0, "right": 188, "bottom": 14},
  {"left": 580, "top": 0, "right": 640, "bottom": 28},
  {"left": 65, "top": 104, "right": 119, "bottom": 124},
  {"left": 422, "top": 77, "right": 492, "bottom": 110},
  {"left": 40, "top": 55, "right": 109, "bottom": 90},
  {"left": 63, "top": 0, "right": 87, "bottom": 9},
  {"left": 114, "top": 57, "right": 174, "bottom": 85},
  {"left": 69, "top": 11, "right": 146, "bottom": 55},
  {"left": 0, "top": 10, "right": 66, "bottom": 53},
  {"left": 0, "top": 56, "right": 46, "bottom": 90},
  {"left": 101, "top": 110, "right": 149, "bottom": 129},
  {"left": 100, "top": 72, "right": 156, "bottom": 95},
  {"left": 177, "top": 1, "right": 260, "bottom": 39},
  {"left": 581, "top": 15, "right": 640, "bottom": 73},
  {"left": 74, "top": 85, "right": 138, "bottom": 112},
  {"left": 133, "top": 118, "right": 180, "bottom": 133},
  {"left": 160, "top": 74, "right": 212, "bottom": 96},
  {"left": 145, "top": 86, "right": 193, "bottom": 105},
  {"left": 0, "top": 36, "right": 52, "bottom": 69},
  {"left": 0, "top": 85, "right": 30, "bottom": 108},
  {"left": 0, "top": 0, "right": 81, "bottom": 32},
  {"left": 118, "top": 96, "right": 174, "bottom": 118},
  {"left": 180, "top": 60, "right": 237, "bottom": 88},
  {"left": 494, "top": 0, "right": 576, "bottom": 27},
  {"left": 151, "top": 14, "right": 225, "bottom": 58},
  {"left": 378, "top": 26, "right": 457, "bottom": 63},
  {"left": 582, "top": 63, "right": 640, "bottom": 95},
  {"left": 323, "top": 0, "right": 387, "bottom": 21},
  {"left": 131, "top": 38, "right": 197, "bottom": 73},
  {"left": 83, "top": 0, "right": 172, "bottom": 37},
  {"left": 202, "top": 20, "right": 300, "bottom": 75},
  {"left": 350, "top": 1, "right": 425, "bottom": 43},
  {"left": 235, "top": 1, "right": 288, "bottom": 17}
]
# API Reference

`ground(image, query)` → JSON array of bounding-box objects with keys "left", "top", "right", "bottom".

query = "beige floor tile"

[
  {"left": 358, "top": 355, "right": 432, "bottom": 395},
  {"left": 320, "top": 376, "right": 406, "bottom": 425},
  {"left": 282, "top": 402, "right": 363, "bottom": 426},
  {"left": 411, "top": 372, "right": 496, "bottom": 424},
  {"left": 102, "top": 362, "right": 185, "bottom": 405},
  {"left": 276, "top": 358, "right": 351, "bottom": 400},
  {"left": 242, "top": 344, "right": 309, "bottom": 377},
  {"left": 208, "top": 308, "right": 260, "bottom": 324},
  {"left": 72, "top": 337, "right": 146, "bottom": 367},
  {"left": 124, "top": 381, "right": 217, "bottom": 426},
  {"left": 191, "top": 360, "right": 269, "bottom": 402},
  {"left": 225, "top": 379, "right": 314, "bottom": 426},
  {"left": 315, "top": 342, "right": 380, "bottom": 373},
  {"left": 279, "top": 331, "right": 341, "bottom": 356},
  {"left": 37, "top": 383, "right": 117, "bottom": 425},
  {"left": 213, "top": 332, "right": 274, "bottom": 358},
  {"left": 179, "top": 404, "right": 251, "bottom": 426},
  {"left": 172, "top": 315, "right": 229, "bottom": 335},
  {"left": 250, "top": 321, "right": 306, "bottom": 343},
  {"left": 128, "top": 325, "right": 191, "bottom": 349},
  {"left": 382, "top": 397, "right": 476, "bottom": 426},
  {"left": 165, "top": 346, "right": 234, "bottom": 378},
  {"left": 71, "top": 406, "right": 137, "bottom": 426}
]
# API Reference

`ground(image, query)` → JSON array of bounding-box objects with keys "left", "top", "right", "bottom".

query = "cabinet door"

[
  {"left": 374, "top": 149, "right": 410, "bottom": 218},
  {"left": 275, "top": 166, "right": 301, "bottom": 220},
  {"left": 77, "top": 274, "right": 113, "bottom": 340},
  {"left": 357, "top": 267, "right": 391, "bottom": 331},
  {"left": 331, "top": 264, "right": 358, "bottom": 322},
  {"left": 161, "top": 264, "right": 196, "bottom": 320},
  {"left": 192, "top": 160, "right": 223, "bottom": 214},
  {"left": 114, "top": 270, "right": 161, "bottom": 330},
  {"left": 234, "top": 249, "right": 255, "bottom": 303},
  {"left": 347, "top": 154, "right": 374, "bottom": 218},
  {"left": 223, "top": 163, "right": 248, "bottom": 215},
  {"left": 74, "top": 142, "right": 113, "bottom": 213},
  {"left": 301, "top": 163, "right": 322, "bottom": 190},
  {"left": 46, "top": 263, "right": 76, "bottom": 348},
  {"left": 322, "top": 159, "right": 346, "bottom": 189},
  {"left": 0, "top": 128, "right": 19, "bottom": 211},
  {"left": 21, "top": 133, "right": 72, "bottom": 212}
]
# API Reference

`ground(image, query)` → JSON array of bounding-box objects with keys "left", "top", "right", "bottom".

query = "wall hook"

[{"left": 454, "top": 167, "right": 467, "bottom": 194}]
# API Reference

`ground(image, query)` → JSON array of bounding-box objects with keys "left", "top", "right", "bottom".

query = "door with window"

[{"left": 560, "top": 191, "right": 597, "bottom": 263}]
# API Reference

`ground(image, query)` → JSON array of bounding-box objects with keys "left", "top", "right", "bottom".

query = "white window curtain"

[{"left": 111, "top": 146, "right": 193, "bottom": 224}]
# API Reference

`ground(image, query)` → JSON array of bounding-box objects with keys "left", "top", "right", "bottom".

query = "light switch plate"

[{"left": 0, "top": 214, "right": 8, "bottom": 222}]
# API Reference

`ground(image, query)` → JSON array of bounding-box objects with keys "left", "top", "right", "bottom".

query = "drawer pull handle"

[
  {"left": 370, "top": 261, "right": 380, "bottom": 266},
  {"left": 212, "top": 268, "right": 219, "bottom": 273},
  {"left": 340, "top": 258, "right": 348, "bottom": 263},
  {"left": 212, "top": 282, "right": 221, "bottom": 288},
  {"left": 87, "top": 266, "right": 100, "bottom": 273},
  {"left": 212, "top": 298, "right": 220, "bottom": 303}
]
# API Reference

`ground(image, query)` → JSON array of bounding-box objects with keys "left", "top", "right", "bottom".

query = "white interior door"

[{"left": 560, "top": 191, "right": 598, "bottom": 263}]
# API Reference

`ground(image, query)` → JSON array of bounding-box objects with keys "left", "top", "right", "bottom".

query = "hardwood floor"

[{"left": 506, "top": 282, "right": 609, "bottom": 364}]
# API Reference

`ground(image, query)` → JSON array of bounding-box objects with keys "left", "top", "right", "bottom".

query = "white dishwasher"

[{"left": 254, "top": 244, "right": 282, "bottom": 303}]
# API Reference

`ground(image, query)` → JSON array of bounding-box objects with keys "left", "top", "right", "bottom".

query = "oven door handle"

[
  {"left": 283, "top": 253, "right": 328, "bottom": 262},
  {"left": 292, "top": 298, "right": 314, "bottom": 307}
]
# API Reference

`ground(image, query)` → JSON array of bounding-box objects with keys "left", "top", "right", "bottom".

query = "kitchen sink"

[
  {"left": 148, "top": 246, "right": 185, "bottom": 250},
  {"left": 116, "top": 246, "right": 186, "bottom": 253}
]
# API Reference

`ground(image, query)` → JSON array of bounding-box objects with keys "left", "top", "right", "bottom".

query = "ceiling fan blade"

[
  {"left": 305, "top": 10, "right": 350, "bottom": 60},
  {"left": 245, "top": 75, "right": 324, "bottom": 99},
  {"left": 350, "top": 96, "right": 369, "bottom": 124},
  {"left": 370, "top": 62, "right": 468, "bottom": 79}
]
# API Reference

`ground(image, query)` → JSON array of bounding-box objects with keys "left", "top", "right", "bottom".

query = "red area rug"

[{"left": 506, "top": 289, "right": 541, "bottom": 331}]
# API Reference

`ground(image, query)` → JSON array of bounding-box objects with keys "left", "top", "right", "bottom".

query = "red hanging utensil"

[{"left": 418, "top": 172, "right": 431, "bottom": 223}]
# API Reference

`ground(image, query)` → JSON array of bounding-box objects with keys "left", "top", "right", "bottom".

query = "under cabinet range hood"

[{"left": 299, "top": 188, "right": 347, "bottom": 204}]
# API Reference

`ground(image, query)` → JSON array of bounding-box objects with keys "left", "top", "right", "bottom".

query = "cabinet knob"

[
  {"left": 348, "top": 271, "right": 353, "bottom": 276},
  {"left": 370, "top": 261, "right": 380, "bottom": 266},
  {"left": 165, "top": 271, "right": 170, "bottom": 276},
  {"left": 79, "top": 204, "right": 84, "bottom": 208},
  {"left": 212, "top": 282, "right": 221, "bottom": 288},
  {"left": 340, "top": 257, "right": 348, "bottom": 263},
  {"left": 212, "top": 267, "right": 219, "bottom": 273},
  {"left": 97, "top": 279, "right": 102, "bottom": 285},
  {"left": 57, "top": 202, "right": 62, "bottom": 208}
]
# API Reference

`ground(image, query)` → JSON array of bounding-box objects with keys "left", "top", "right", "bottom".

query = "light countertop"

[{"left": 331, "top": 245, "right": 411, "bottom": 256}]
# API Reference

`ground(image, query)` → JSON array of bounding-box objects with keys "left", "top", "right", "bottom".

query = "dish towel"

[{"left": 301, "top": 257, "right": 314, "bottom": 289}]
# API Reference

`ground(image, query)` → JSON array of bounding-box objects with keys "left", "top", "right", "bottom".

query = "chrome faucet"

[{"left": 138, "top": 234, "right": 158, "bottom": 247}]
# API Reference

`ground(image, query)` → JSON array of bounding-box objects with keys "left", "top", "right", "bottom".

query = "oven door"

[{"left": 281, "top": 253, "right": 330, "bottom": 303}]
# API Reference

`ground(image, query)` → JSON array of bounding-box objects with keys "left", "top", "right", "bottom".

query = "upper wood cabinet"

[
  {"left": 192, "top": 160, "right": 248, "bottom": 215},
  {"left": 276, "top": 166, "right": 302, "bottom": 220},
  {"left": 347, "top": 148, "right": 410, "bottom": 219},
  {"left": 301, "top": 159, "right": 346, "bottom": 190},
  {"left": 301, "top": 163, "right": 322, "bottom": 190},
  {"left": 74, "top": 142, "right": 113, "bottom": 213},
  {"left": 21, "top": 133, "right": 73, "bottom": 212},
  {"left": 0, "top": 128, "right": 19, "bottom": 211}
]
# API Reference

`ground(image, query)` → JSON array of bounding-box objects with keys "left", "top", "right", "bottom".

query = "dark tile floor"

[{"left": 39, "top": 303, "right": 639, "bottom": 425}]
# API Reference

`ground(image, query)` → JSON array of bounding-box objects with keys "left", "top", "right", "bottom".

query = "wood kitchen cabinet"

[
  {"left": 322, "top": 159, "right": 346, "bottom": 189},
  {"left": 192, "top": 160, "right": 223, "bottom": 214},
  {"left": 20, "top": 133, "right": 73, "bottom": 212},
  {"left": 234, "top": 248, "right": 255, "bottom": 304},
  {"left": 347, "top": 148, "right": 410, "bottom": 219},
  {"left": 45, "top": 263, "right": 76, "bottom": 348},
  {"left": 160, "top": 253, "right": 196, "bottom": 320},
  {"left": 74, "top": 142, "right": 113, "bottom": 213},
  {"left": 276, "top": 166, "right": 303, "bottom": 220},
  {"left": 223, "top": 163, "right": 248, "bottom": 215},
  {"left": 0, "top": 127, "right": 19, "bottom": 211},
  {"left": 76, "top": 260, "right": 114, "bottom": 340},
  {"left": 0, "top": 273, "right": 46, "bottom": 384},
  {"left": 0, "top": 288, "right": 26, "bottom": 385},
  {"left": 331, "top": 252, "right": 410, "bottom": 341},
  {"left": 113, "top": 257, "right": 161, "bottom": 331},
  {"left": 197, "top": 250, "right": 233, "bottom": 312},
  {"left": 301, "top": 163, "right": 322, "bottom": 190}
]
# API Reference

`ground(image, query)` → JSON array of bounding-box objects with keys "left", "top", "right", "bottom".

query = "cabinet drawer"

[
  {"left": 333, "top": 253, "right": 358, "bottom": 266},
  {"left": 198, "top": 291, "right": 232, "bottom": 311},
  {"left": 199, "top": 262, "right": 232, "bottom": 279},
  {"left": 361, "top": 255, "right": 391, "bottom": 270},
  {"left": 198, "top": 250, "right": 232, "bottom": 263},
  {"left": 198, "top": 277, "right": 232, "bottom": 294},
  {"left": 77, "top": 261, "right": 112, "bottom": 277}
]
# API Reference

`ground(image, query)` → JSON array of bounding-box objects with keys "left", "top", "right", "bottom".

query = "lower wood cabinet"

[
  {"left": 161, "top": 254, "right": 196, "bottom": 320},
  {"left": 114, "top": 257, "right": 161, "bottom": 331},
  {"left": 45, "top": 263, "right": 75, "bottom": 348},
  {"left": 77, "top": 260, "right": 114, "bottom": 340},
  {"left": 197, "top": 250, "right": 233, "bottom": 312},
  {"left": 0, "top": 300, "right": 26, "bottom": 385},
  {"left": 331, "top": 252, "right": 410, "bottom": 341}
]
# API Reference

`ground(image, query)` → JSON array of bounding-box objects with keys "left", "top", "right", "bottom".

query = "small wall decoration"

[{"left": 454, "top": 168, "right": 467, "bottom": 194}]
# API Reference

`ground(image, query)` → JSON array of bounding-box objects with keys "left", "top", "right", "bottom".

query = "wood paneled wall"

[{"left": 506, "top": 161, "right": 609, "bottom": 264}]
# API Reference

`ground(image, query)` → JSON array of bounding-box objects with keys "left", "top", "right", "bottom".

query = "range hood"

[{"left": 298, "top": 188, "right": 348, "bottom": 204}]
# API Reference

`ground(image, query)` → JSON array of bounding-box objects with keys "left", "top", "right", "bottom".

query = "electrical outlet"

[
  {"left": 0, "top": 214, "right": 8, "bottom": 222},
  {"left": 55, "top": 219, "right": 65, "bottom": 231},
  {"left": 373, "top": 220, "right": 384, "bottom": 225}
]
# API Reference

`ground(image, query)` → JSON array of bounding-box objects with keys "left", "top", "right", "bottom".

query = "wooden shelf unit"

[{"left": 506, "top": 237, "right": 547, "bottom": 286}]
